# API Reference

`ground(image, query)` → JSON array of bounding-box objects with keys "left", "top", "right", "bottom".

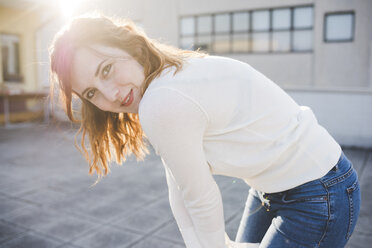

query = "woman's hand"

[{"left": 225, "top": 233, "right": 260, "bottom": 248}]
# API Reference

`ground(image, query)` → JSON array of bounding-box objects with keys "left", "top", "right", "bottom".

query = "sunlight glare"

[{"left": 58, "top": 0, "right": 83, "bottom": 19}]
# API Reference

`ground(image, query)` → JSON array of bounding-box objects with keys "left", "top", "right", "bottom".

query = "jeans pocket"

[
  {"left": 278, "top": 182, "right": 328, "bottom": 204},
  {"left": 281, "top": 193, "right": 328, "bottom": 203},
  {"left": 346, "top": 179, "right": 361, "bottom": 240}
]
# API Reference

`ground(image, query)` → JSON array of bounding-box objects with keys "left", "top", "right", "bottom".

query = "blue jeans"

[{"left": 235, "top": 151, "right": 361, "bottom": 248}]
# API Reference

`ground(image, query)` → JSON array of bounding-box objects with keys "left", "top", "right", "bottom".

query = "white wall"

[
  {"left": 286, "top": 88, "right": 372, "bottom": 148},
  {"left": 230, "top": 53, "right": 313, "bottom": 87},
  {"left": 313, "top": 0, "right": 372, "bottom": 88},
  {"left": 369, "top": 41, "right": 372, "bottom": 87}
]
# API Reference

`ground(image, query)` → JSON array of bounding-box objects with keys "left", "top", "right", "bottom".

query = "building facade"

[
  {"left": 1, "top": 0, "right": 371, "bottom": 146},
  {"left": 74, "top": 0, "right": 372, "bottom": 147}
]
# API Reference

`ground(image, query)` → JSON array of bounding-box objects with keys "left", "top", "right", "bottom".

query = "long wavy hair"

[{"left": 49, "top": 14, "right": 206, "bottom": 179}]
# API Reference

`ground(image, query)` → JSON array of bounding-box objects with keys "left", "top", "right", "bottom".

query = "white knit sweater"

[{"left": 138, "top": 55, "right": 342, "bottom": 248}]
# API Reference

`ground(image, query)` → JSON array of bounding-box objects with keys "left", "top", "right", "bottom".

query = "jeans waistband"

[
  {"left": 331, "top": 151, "right": 345, "bottom": 172},
  {"left": 255, "top": 151, "right": 346, "bottom": 201}
]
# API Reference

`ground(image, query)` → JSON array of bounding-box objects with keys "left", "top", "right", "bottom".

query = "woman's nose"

[{"left": 101, "top": 87, "right": 121, "bottom": 102}]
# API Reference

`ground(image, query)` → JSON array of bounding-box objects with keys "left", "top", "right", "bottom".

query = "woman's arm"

[
  {"left": 139, "top": 87, "right": 226, "bottom": 248},
  {"left": 164, "top": 164, "right": 202, "bottom": 248}
]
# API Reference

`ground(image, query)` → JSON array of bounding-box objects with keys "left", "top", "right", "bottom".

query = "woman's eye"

[
  {"left": 86, "top": 89, "right": 96, "bottom": 99},
  {"left": 102, "top": 64, "right": 112, "bottom": 77}
]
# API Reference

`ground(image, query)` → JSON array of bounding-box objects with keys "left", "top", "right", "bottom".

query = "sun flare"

[{"left": 58, "top": 0, "right": 83, "bottom": 19}]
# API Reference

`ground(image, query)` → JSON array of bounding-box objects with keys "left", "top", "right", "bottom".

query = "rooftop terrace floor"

[{"left": 0, "top": 123, "right": 371, "bottom": 248}]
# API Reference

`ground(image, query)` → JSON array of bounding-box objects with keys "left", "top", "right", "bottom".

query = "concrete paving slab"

[
  {"left": 85, "top": 201, "right": 141, "bottom": 223},
  {"left": 213, "top": 175, "right": 239, "bottom": 191},
  {"left": 358, "top": 152, "right": 372, "bottom": 217},
  {"left": 130, "top": 237, "right": 185, "bottom": 248},
  {"left": 343, "top": 148, "right": 368, "bottom": 174},
  {"left": 220, "top": 179, "right": 250, "bottom": 221},
  {"left": 225, "top": 213, "right": 243, "bottom": 241},
  {"left": 112, "top": 198, "right": 173, "bottom": 234},
  {"left": 0, "top": 220, "right": 27, "bottom": 245},
  {"left": 352, "top": 214, "right": 372, "bottom": 236},
  {"left": 0, "top": 231, "right": 63, "bottom": 248},
  {"left": 81, "top": 188, "right": 160, "bottom": 222},
  {"left": 113, "top": 209, "right": 173, "bottom": 234},
  {"left": 0, "top": 179, "right": 45, "bottom": 197},
  {"left": 71, "top": 225, "right": 142, "bottom": 248},
  {"left": 17, "top": 188, "right": 69, "bottom": 207},
  {"left": 26, "top": 214, "right": 97, "bottom": 242},
  {"left": 152, "top": 220, "right": 184, "bottom": 244},
  {"left": 346, "top": 231, "right": 372, "bottom": 248},
  {"left": 0, "top": 165, "right": 31, "bottom": 186},
  {"left": 141, "top": 197, "right": 174, "bottom": 218},
  {"left": 0, "top": 195, "right": 35, "bottom": 218},
  {"left": 48, "top": 194, "right": 129, "bottom": 224},
  {"left": 2, "top": 206, "right": 75, "bottom": 233},
  {"left": 57, "top": 244, "right": 84, "bottom": 248},
  {"left": 44, "top": 175, "right": 100, "bottom": 195}
]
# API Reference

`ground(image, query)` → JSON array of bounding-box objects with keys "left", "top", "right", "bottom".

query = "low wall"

[{"left": 285, "top": 87, "right": 372, "bottom": 148}]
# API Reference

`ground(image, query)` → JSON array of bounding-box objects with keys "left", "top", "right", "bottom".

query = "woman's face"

[{"left": 71, "top": 44, "right": 145, "bottom": 113}]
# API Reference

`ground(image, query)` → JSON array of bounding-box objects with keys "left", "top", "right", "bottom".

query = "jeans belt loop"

[{"left": 332, "top": 152, "right": 343, "bottom": 172}]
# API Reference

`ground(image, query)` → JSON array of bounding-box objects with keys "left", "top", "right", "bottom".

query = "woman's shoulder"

[
  {"left": 147, "top": 55, "right": 253, "bottom": 89},
  {"left": 139, "top": 86, "right": 204, "bottom": 118},
  {"left": 138, "top": 85, "right": 209, "bottom": 142}
]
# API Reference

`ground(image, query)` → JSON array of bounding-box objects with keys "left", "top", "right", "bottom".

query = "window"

[
  {"left": 324, "top": 12, "right": 354, "bottom": 42},
  {"left": 294, "top": 7, "right": 313, "bottom": 29},
  {"left": 196, "top": 15, "right": 213, "bottom": 52},
  {"left": 233, "top": 12, "right": 249, "bottom": 32},
  {"left": 179, "top": 5, "right": 314, "bottom": 54},
  {"left": 1, "top": 34, "right": 22, "bottom": 82},
  {"left": 180, "top": 17, "right": 195, "bottom": 50},
  {"left": 273, "top": 8, "right": 291, "bottom": 30},
  {"left": 214, "top": 13, "right": 231, "bottom": 53},
  {"left": 293, "top": 6, "right": 313, "bottom": 51},
  {"left": 180, "top": 17, "right": 195, "bottom": 36},
  {"left": 232, "top": 12, "right": 250, "bottom": 52},
  {"left": 252, "top": 10, "right": 270, "bottom": 31},
  {"left": 252, "top": 10, "right": 270, "bottom": 52},
  {"left": 272, "top": 8, "right": 291, "bottom": 52}
]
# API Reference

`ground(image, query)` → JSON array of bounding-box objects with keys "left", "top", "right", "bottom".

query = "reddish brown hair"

[{"left": 49, "top": 14, "right": 206, "bottom": 179}]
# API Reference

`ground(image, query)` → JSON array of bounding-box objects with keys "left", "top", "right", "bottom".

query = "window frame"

[
  {"left": 0, "top": 33, "right": 23, "bottom": 83},
  {"left": 178, "top": 4, "right": 314, "bottom": 55},
  {"left": 323, "top": 11, "right": 355, "bottom": 43}
]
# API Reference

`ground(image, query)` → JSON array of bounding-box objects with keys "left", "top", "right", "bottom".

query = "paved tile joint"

[{"left": 0, "top": 123, "right": 371, "bottom": 248}]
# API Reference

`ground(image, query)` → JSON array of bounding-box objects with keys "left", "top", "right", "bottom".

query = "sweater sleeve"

[
  {"left": 139, "top": 87, "right": 226, "bottom": 248},
  {"left": 164, "top": 163, "right": 202, "bottom": 248}
]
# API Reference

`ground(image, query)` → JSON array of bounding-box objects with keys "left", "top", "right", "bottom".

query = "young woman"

[{"left": 49, "top": 14, "right": 361, "bottom": 248}]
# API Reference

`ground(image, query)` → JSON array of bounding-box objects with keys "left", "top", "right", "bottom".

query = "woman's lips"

[{"left": 121, "top": 89, "right": 133, "bottom": 107}]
